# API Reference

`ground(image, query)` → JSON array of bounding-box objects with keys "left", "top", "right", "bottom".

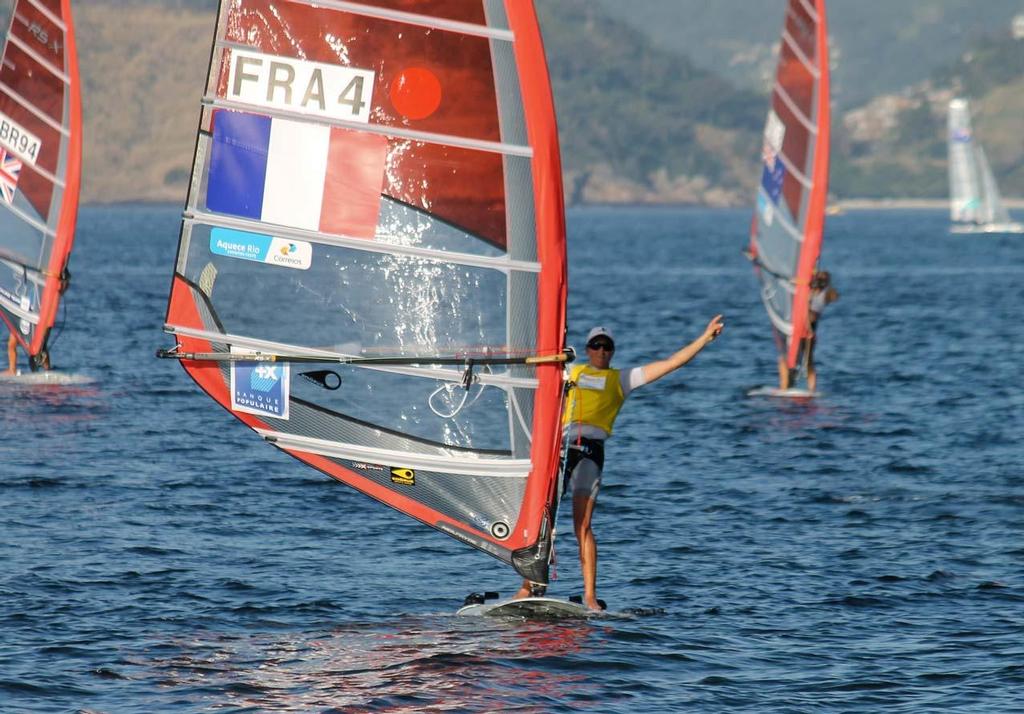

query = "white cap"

[{"left": 586, "top": 326, "right": 614, "bottom": 344}]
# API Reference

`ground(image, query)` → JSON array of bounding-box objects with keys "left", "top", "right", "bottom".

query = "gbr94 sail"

[
  {"left": 0, "top": 0, "right": 81, "bottom": 365},
  {"left": 748, "top": 0, "right": 830, "bottom": 374},
  {"left": 160, "top": 1, "right": 568, "bottom": 584}
]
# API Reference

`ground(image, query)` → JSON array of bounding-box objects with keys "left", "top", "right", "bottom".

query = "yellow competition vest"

[{"left": 562, "top": 364, "right": 625, "bottom": 435}]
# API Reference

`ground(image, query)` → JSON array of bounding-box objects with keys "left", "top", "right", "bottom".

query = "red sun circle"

[{"left": 390, "top": 67, "right": 442, "bottom": 120}]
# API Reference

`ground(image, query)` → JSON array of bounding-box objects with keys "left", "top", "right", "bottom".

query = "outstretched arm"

[{"left": 640, "top": 315, "right": 724, "bottom": 386}]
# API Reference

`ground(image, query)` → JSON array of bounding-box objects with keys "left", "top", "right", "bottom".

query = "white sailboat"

[{"left": 948, "top": 98, "right": 1023, "bottom": 234}]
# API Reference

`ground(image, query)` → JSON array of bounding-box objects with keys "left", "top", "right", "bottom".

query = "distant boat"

[
  {"left": 0, "top": 0, "right": 82, "bottom": 368},
  {"left": 747, "top": 0, "right": 830, "bottom": 389},
  {"left": 948, "top": 98, "right": 1023, "bottom": 234}
]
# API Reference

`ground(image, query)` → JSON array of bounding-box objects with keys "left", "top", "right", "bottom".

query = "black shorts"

[{"left": 562, "top": 437, "right": 605, "bottom": 493}]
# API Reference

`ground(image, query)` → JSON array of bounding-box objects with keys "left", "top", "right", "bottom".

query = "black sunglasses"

[{"left": 587, "top": 341, "right": 614, "bottom": 351}]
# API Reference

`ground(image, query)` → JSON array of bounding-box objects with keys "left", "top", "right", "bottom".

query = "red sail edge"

[
  {"left": 504, "top": 0, "right": 567, "bottom": 577},
  {"left": 787, "top": 0, "right": 830, "bottom": 370}
]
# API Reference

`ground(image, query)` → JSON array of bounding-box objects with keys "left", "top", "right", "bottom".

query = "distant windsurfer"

[
  {"left": 514, "top": 315, "right": 725, "bottom": 610},
  {"left": 779, "top": 270, "right": 838, "bottom": 391}
]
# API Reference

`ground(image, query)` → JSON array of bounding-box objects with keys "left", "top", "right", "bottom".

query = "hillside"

[
  {"left": 596, "top": 0, "right": 1023, "bottom": 107},
  {"left": 835, "top": 30, "right": 1024, "bottom": 198},
  {"left": 1, "top": 1, "right": 1021, "bottom": 204},
  {"left": 537, "top": 0, "right": 762, "bottom": 205},
  {"left": 75, "top": 4, "right": 211, "bottom": 203}
]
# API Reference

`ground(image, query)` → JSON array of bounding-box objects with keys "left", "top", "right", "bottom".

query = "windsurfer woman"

[
  {"left": 515, "top": 315, "right": 725, "bottom": 610},
  {"left": 779, "top": 270, "right": 838, "bottom": 391}
]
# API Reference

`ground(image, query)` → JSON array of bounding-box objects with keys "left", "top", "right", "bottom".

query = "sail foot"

[{"left": 510, "top": 508, "right": 553, "bottom": 584}]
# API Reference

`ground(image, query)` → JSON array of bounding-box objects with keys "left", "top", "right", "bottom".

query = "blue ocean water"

[{"left": 1, "top": 204, "right": 1022, "bottom": 712}]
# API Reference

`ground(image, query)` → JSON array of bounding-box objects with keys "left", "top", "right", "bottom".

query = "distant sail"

[
  {"left": 948, "top": 98, "right": 1022, "bottom": 234},
  {"left": 0, "top": 0, "right": 82, "bottom": 362},
  {"left": 161, "top": 1, "right": 568, "bottom": 583},
  {"left": 748, "top": 0, "right": 831, "bottom": 371}
]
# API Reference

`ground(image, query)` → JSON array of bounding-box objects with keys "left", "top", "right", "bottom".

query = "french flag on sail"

[{"left": 207, "top": 111, "right": 388, "bottom": 238}]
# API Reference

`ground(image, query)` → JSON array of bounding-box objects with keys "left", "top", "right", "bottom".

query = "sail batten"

[
  {"left": 0, "top": 200, "right": 56, "bottom": 239},
  {"left": 780, "top": 30, "right": 820, "bottom": 80},
  {"left": 0, "top": 81, "right": 69, "bottom": 135},
  {"left": 257, "top": 429, "right": 532, "bottom": 476},
  {"left": 202, "top": 95, "right": 534, "bottom": 157},
  {"left": 164, "top": 0, "right": 567, "bottom": 583},
  {"left": 186, "top": 209, "right": 543, "bottom": 273},
  {"left": 772, "top": 81, "right": 817, "bottom": 135},
  {"left": 7, "top": 34, "right": 69, "bottom": 84},
  {"left": 285, "top": 0, "right": 516, "bottom": 40},
  {"left": 23, "top": 0, "right": 66, "bottom": 30}
]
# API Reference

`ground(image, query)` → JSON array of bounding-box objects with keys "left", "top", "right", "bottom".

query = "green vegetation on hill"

[
  {"left": 831, "top": 27, "right": 1024, "bottom": 199},
  {"left": 596, "top": 0, "right": 1022, "bottom": 106},
  {"left": 537, "top": 0, "right": 762, "bottom": 204},
  {"left": 2, "top": 0, "right": 1019, "bottom": 203}
]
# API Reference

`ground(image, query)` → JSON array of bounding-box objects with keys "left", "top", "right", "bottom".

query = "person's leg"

[
  {"left": 573, "top": 490, "right": 601, "bottom": 610},
  {"left": 806, "top": 335, "right": 817, "bottom": 392},
  {"left": 7, "top": 333, "right": 17, "bottom": 374},
  {"left": 777, "top": 356, "right": 790, "bottom": 390}
]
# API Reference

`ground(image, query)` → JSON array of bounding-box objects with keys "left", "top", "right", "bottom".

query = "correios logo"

[{"left": 269, "top": 239, "right": 310, "bottom": 268}]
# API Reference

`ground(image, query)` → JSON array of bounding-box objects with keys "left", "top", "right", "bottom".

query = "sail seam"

[
  {"left": 256, "top": 429, "right": 532, "bottom": 478},
  {"left": 0, "top": 80, "right": 70, "bottom": 137},
  {"left": 7, "top": 33, "right": 69, "bottom": 85},
  {"left": 186, "top": 209, "right": 543, "bottom": 274},
  {"left": 23, "top": 0, "right": 66, "bottom": 32},
  {"left": 205, "top": 94, "right": 533, "bottom": 158},
  {"left": 281, "top": 0, "right": 515, "bottom": 41}
]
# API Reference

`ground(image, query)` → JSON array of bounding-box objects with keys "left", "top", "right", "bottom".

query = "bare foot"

[
  {"left": 512, "top": 585, "right": 531, "bottom": 600},
  {"left": 584, "top": 597, "right": 602, "bottom": 612}
]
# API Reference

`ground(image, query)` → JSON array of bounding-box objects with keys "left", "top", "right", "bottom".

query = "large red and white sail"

[
  {"left": 0, "top": 0, "right": 82, "bottom": 361},
  {"left": 162, "top": 0, "right": 567, "bottom": 583},
  {"left": 748, "top": 0, "right": 830, "bottom": 371}
]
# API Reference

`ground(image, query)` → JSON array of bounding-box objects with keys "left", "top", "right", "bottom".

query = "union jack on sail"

[{"left": 0, "top": 148, "right": 22, "bottom": 204}]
